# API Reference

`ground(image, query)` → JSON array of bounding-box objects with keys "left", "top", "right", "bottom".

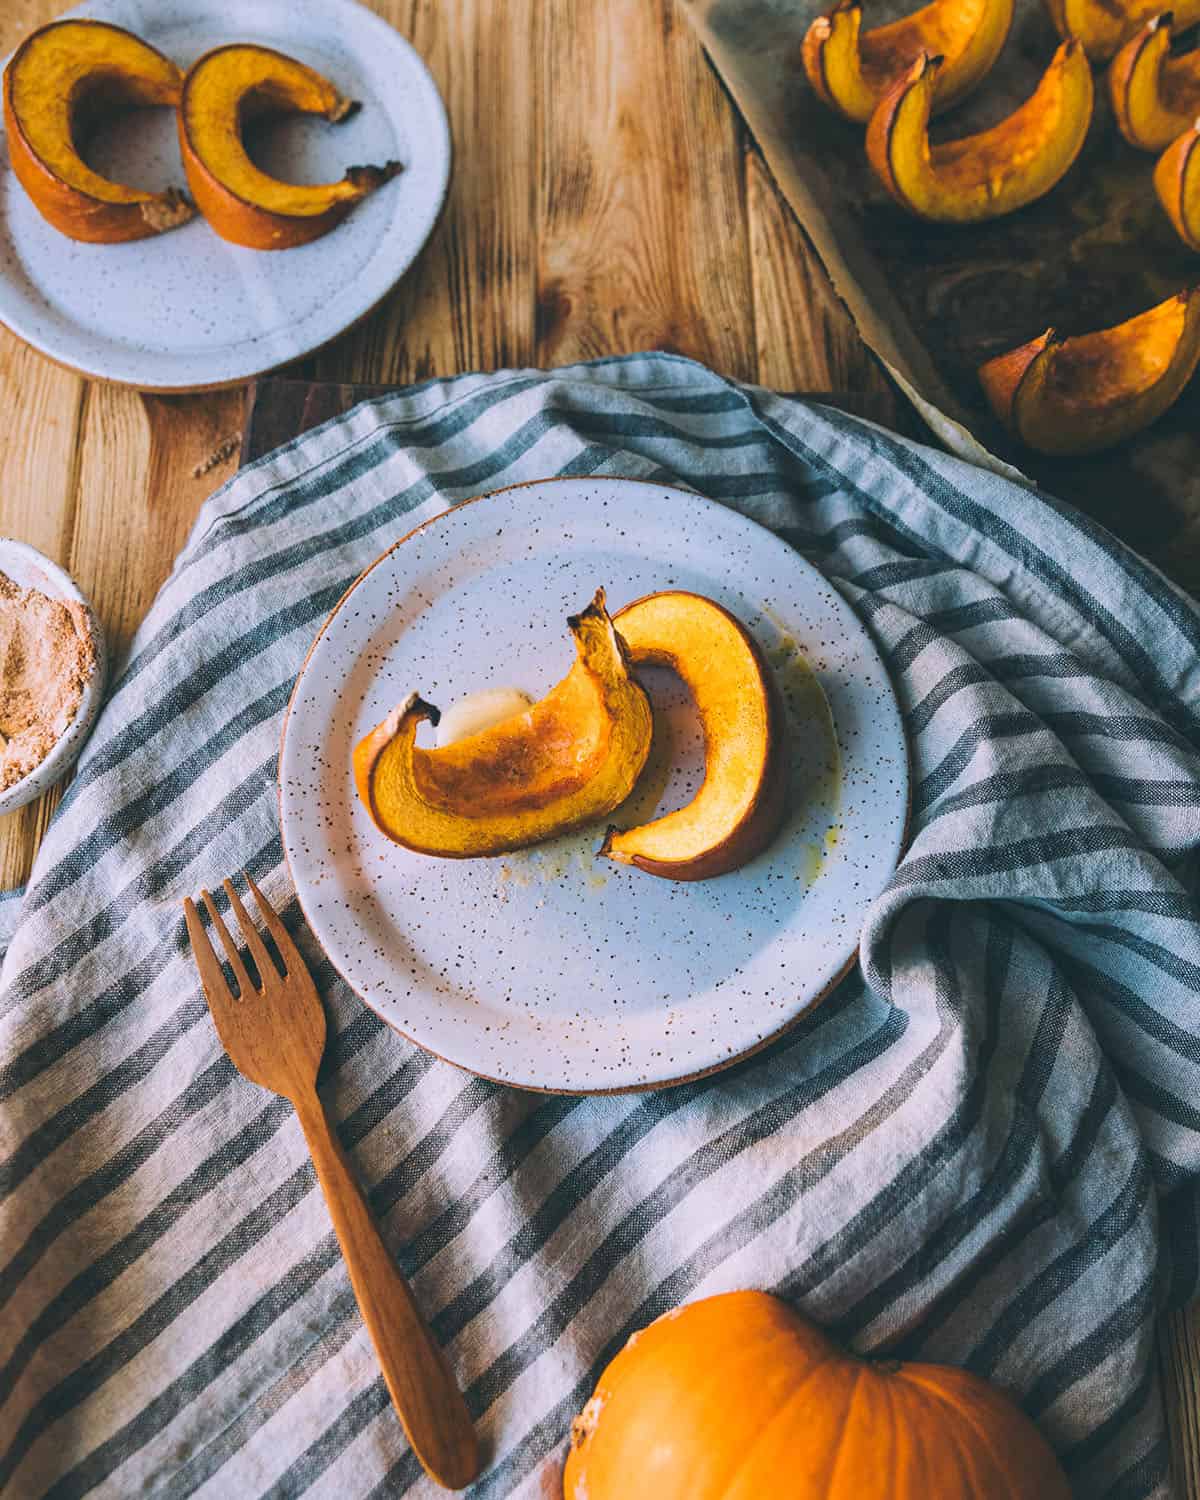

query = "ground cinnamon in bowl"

[{"left": 0, "top": 570, "right": 97, "bottom": 791}]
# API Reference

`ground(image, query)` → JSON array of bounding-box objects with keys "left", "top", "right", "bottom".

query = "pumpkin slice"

[
  {"left": 1155, "top": 118, "right": 1200, "bottom": 250},
  {"left": 354, "top": 590, "right": 652, "bottom": 859},
  {"left": 978, "top": 287, "right": 1200, "bottom": 454},
  {"left": 2, "top": 19, "right": 194, "bottom": 243},
  {"left": 1110, "top": 15, "right": 1200, "bottom": 151},
  {"left": 565, "top": 1291, "right": 1072, "bottom": 1500},
  {"left": 178, "top": 44, "right": 401, "bottom": 249},
  {"left": 1046, "top": 0, "right": 1200, "bottom": 62},
  {"left": 600, "top": 592, "right": 787, "bottom": 882},
  {"left": 865, "top": 43, "right": 1094, "bottom": 222},
  {"left": 802, "top": 0, "right": 1013, "bottom": 124}
]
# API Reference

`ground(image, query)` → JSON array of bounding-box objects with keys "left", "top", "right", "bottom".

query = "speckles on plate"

[{"left": 279, "top": 477, "right": 908, "bottom": 1092}]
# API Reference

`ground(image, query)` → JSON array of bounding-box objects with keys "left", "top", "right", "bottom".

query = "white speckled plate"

[
  {"left": 0, "top": 0, "right": 450, "bottom": 390},
  {"left": 280, "top": 479, "right": 909, "bottom": 1093}
]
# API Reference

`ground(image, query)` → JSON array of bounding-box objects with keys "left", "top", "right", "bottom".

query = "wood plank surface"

[{"left": 0, "top": 0, "right": 1196, "bottom": 1493}]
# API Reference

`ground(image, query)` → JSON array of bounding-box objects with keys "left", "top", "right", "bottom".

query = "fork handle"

[{"left": 292, "top": 1088, "right": 480, "bottom": 1490}]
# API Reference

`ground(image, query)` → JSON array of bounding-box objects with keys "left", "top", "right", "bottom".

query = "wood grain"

[
  {"left": 0, "top": 0, "right": 1195, "bottom": 1493},
  {"left": 534, "top": 0, "right": 756, "bottom": 376},
  {"left": 0, "top": 0, "right": 254, "bottom": 888},
  {"left": 1164, "top": 1307, "right": 1200, "bottom": 1500},
  {"left": 185, "top": 877, "right": 479, "bottom": 1488},
  {"left": 0, "top": 333, "right": 87, "bottom": 888},
  {"left": 745, "top": 148, "right": 897, "bottom": 405},
  {"left": 314, "top": 0, "right": 540, "bottom": 383}
]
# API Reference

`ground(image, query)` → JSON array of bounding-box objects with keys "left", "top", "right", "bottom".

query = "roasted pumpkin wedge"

[
  {"left": 178, "top": 44, "right": 401, "bottom": 249},
  {"left": 866, "top": 43, "right": 1094, "bottom": 222},
  {"left": 1155, "top": 119, "right": 1200, "bottom": 250},
  {"left": 1046, "top": 0, "right": 1200, "bottom": 62},
  {"left": 354, "top": 590, "right": 653, "bottom": 859},
  {"left": 802, "top": 0, "right": 1013, "bottom": 124},
  {"left": 978, "top": 288, "right": 1200, "bottom": 454},
  {"left": 600, "top": 592, "right": 787, "bottom": 882},
  {"left": 3, "top": 19, "right": 194, "bottom": 243},
  {"left": 1109, "top": 15, "right": 1200, "bottom": 151}
]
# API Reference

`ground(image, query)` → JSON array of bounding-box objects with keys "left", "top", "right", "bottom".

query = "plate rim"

[
  {"left": 0, "top": 0, "right": 452, "bottom": 391},
  {"left": 278, "top": 474, "right": 912, "bottom": 1094},
  {"left": 0, "top": 537, "right": 109, "bottom": 813}
]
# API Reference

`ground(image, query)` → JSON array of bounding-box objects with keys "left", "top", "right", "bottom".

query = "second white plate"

[
  {"left": 0, "top": 0, "right": 451, "bottom": 388},
  {"left": 280, "top": 478, "right": 909, "bottom": 1093}
]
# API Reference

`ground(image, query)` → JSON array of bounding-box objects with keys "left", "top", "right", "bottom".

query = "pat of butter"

[{"left": 436, "top": 686, "right": 534, "bottom": 747}]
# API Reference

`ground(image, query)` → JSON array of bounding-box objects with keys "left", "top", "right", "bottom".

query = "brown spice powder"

[{"left": 0, "top": 571, "right": 97, "bottom": 791}]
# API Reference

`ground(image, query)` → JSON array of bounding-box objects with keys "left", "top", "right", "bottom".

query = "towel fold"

[{"left": 2, "top": 353, "right": 1199, "bottom": 1499}]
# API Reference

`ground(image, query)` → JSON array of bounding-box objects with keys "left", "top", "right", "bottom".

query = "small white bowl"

[{"left": 0, "top": 540, "right": 107, "bottom": 816}]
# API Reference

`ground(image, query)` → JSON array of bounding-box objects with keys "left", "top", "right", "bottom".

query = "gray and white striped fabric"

[{"left": 2, "top": 352, "right": 1199, "bottom": 1500}]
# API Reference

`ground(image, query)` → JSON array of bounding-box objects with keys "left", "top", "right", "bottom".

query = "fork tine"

[
  {"left": 223, "top": 878, "right": 280, "bottom": 983},
  {"left": 243, "top": 872, "right": 301, "bottom": 976},
  {"left": 184, "top": 898, "right": 244, "bottom": 1047},
  {"left": 200, "top": 889, "right": 257, "bottom": 999}
]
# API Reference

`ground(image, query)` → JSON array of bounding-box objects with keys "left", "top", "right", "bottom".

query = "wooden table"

[{"left": 1, "top": 0, "right": 1197, "bottom": 1491}]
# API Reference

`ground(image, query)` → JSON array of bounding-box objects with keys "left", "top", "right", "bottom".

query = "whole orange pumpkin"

[{"left": 564, "top": 1291, "right": 1072, "bottom": 1499}]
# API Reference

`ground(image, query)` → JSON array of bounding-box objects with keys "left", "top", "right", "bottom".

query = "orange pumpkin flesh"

[
  {"left": 564, "top": 1292, "right": 1072, "bottom": 1500},
  {"left": 1046, "top": 0, "right": 1200, "bottom": 62},
  {"left": 866, "top": 43, "right": 1094, "bottom": 223},
  {"left": 353, "top": 590, "right": 653, "bottom": 859},
  {"left": 178, "top": 44, "right": 401, "bottom": 250},
  {"left": 801, "top": 0, "right": 1013, "bottom": 124},
  {"left": 1109, "top": 15, "right": 1200, "bottom": 151},
  {"left": 3, "top": 20, "right": 194, "bottom": 243},
  {"left": 600, "top": 592, "right": 787, "bottom": 882},
  {"left": 1155, "top": 119, "right": 1200, "bottom": 250},
  {"left": 979, "top": 288, "right": 1200, "bottom": 453},
  {"left": 976, "top": 328, "right": 1056, "bottom": 425}
]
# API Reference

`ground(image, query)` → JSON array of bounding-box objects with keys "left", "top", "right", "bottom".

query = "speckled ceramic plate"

[
  {"left": 280, "top": 478, "right": 908, "bottom": 1092},
  {"left": 0, "top": 0, "right": 450, "bottom": 390}
]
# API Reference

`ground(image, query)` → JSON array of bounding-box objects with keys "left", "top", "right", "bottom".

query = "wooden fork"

[{"left": 183, "top": 875, "right": 480, "bottom": 1491}]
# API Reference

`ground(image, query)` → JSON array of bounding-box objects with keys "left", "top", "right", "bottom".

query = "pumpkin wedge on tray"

[
  {"left": 1046, "top": 0, "right": 1200, "bottom": 60},
  {"left": 1109, "top": 14, "right": 1200, "bottom": 151},
  {"left": 802, "top": 0, "right": 1013, "bottom": 122},
  {"left": 979, "top": 287, "right": 1200, "bottom": 453},
  {"left": 865, "top": 41, "right": 1094, "bottom": 222},
  {"left": 1156, "top": 119, "right": 1200, "bottom": 250}
]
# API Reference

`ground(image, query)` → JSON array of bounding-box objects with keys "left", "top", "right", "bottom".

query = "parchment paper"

[{"left": 682, "top": 0, "right": 1200, "bottom": 556}]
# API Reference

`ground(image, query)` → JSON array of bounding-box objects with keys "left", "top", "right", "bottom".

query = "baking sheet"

[{"left": 682, "top": 0, "right": 1200, "bottom": 564}]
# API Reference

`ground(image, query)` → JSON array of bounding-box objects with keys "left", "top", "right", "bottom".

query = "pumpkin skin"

[
  {"left": 354, "top": 589, "right": 653, "bottom": 859},
  {"left": 978, "top": 288, "right": 1200, "bottom": 455},
  {"left": 1156, "top": 119, "right": 1200, "bottom": 251},
  {"left": 1045, "top": 0, "right": 1200, "bottom": 63},
  {"left": 865, "top": 43, "right": 1094, "bottom": 224},
  {"left": 564, "top": 1292, "right": 1072, "bottom": 1500},
  {"left": 1108, "top": 15, "right": 1200, "bottom": 153},
  {"left": 3, "top": 20, "right": 194, "bottom": 243},
  {"left": 178, "top": 44, "right": 401, "bottom": 249},
  {"left": 600, "top": 591, "right": 789, "bottom": 882},
  {"left": 801, "top": 0, "right": 1014, "bottom": 125}
]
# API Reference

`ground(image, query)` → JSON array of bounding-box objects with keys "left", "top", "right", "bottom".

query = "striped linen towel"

[{"left": 2, "top": 352, "right": 1199, "bottom": 1500}]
